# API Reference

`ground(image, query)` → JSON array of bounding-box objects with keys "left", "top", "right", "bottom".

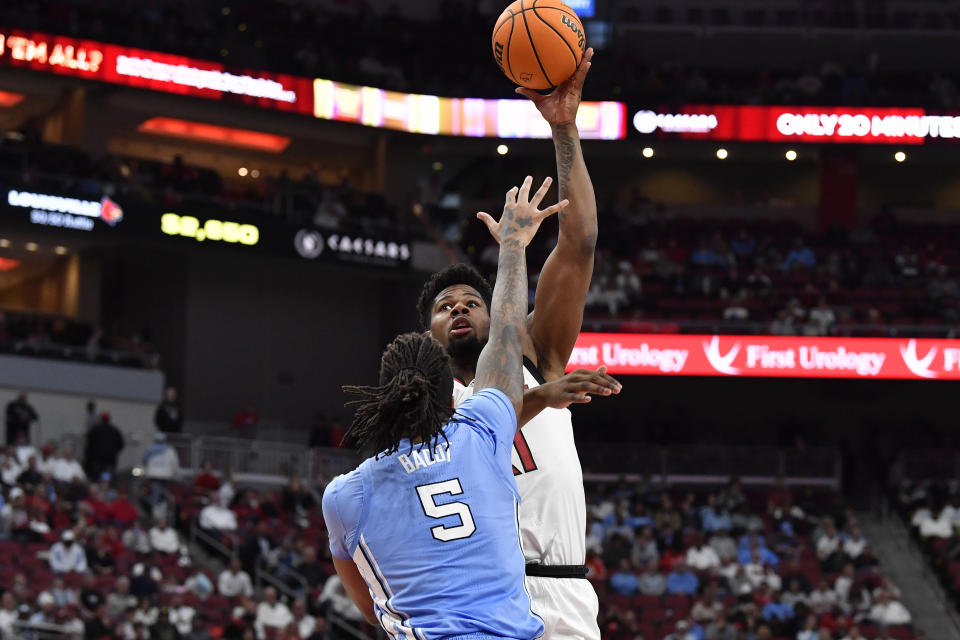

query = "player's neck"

[{"left": 450, "top": 360, "right": 476, "bottom": 386}]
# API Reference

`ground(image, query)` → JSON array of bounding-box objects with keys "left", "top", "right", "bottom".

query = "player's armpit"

[{"left": 332, "top": 556, "right": 378, "bottom": 626}]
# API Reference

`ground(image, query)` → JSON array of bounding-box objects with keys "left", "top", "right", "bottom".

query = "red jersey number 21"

[{"left": 512, "top": 431, "right": 538, "bottom": 476}]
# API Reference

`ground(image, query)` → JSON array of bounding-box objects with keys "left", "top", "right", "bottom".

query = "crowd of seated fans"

[
  {"left": 896, "top": 480, "right": 960, "bottom": 617},
  {"left": 0, "top": 133, "right": 401, "bottom": 236},
  {"left": 467, "top": 198, "right": 960, "bottom": 336},
  {"left": 4, "top": 0, "right": 960, "bottom": 108},
  {"left": 587, "top": 479, "right": 919, "bottom": 640},
  {"left": 0, "top": 309, "right": 158, "bottom": 369}
]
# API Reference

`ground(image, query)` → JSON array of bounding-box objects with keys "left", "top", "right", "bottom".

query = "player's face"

[{"left": 429, "top": 285, "right": 490, "bottom": 362}]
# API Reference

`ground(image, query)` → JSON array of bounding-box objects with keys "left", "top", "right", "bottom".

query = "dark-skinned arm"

[
  {"left": 332, "top": 556, "right": 378, "bottom": 625},
  {"left": 516, "top": 48, "right": 598, "bottom": 381},
  {"left": 474, "top": 176, "right": 568, "bottom": 420},
  {"left": 518, "top": 366, "right": 621, "bottom": 426}
]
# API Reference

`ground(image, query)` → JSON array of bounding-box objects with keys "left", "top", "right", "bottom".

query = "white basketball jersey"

[{"left": 452, "top": 358, "right": 587, "bottom": 566}]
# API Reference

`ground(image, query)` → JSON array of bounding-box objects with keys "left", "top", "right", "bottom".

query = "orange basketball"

[{"left": 492, "top": 0, "right": 586, "bottom": 90}]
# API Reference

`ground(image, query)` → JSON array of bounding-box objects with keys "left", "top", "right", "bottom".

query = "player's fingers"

[
  {"left": 584, "top": 374, "right": 620, "bottom": 391},
  {"left": 515, "top": 87, "right": 543, "bottom": 102},
  {"left": 476, "top": 212, "right": 499, "bottom": 237},
  {"left": 538, "top": 198, "right": 569, "bottom": 220},
  {"left": 571, "top": 381, "right": 613, "bottom": 396},
  {"left": 566, "top": 393, "right": 592, "bottom": 404},
  {"left": 530, "top": 176, "right": 553, "bottom": 208},
  {"left": 505, "top": 185, "right": 519, "bottom": 206},
  {"left": 517, "top": 175, "right": 533, "bottom": 203},
  {"left": 572, "top": 48, "right": 593, "bottom": 87}
]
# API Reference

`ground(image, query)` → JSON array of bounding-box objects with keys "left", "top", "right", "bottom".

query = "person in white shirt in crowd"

[
  {"left": 143, "top": 433, "right": 180, "bottom": 480},
  {"left": 0, "top": 593, "right": 16, "bottom": 640},
  {"left": 218, "top": 558, "right": 254, "bottom": 598},
  {"left": 36, "top": 442, "right": 58, "bottom": 476},
  {"left": 869, "top": 590, "right": 911, "bottom": 625},
  {"left": 709, "top": 526, "right": 738, "bottom": 563},
  {"left": 291, "top": 599, "right": 316, "bottom": 639},
  {"left": 52, "top": 447, "right": 86, "bottom": 484},
  {"left": 316, "top": 574, "right": 364, "bottom": 623},
  {"left": 132, "top": 599, "right": 158, "bottom": 627},
  {"left": 808, "top": 579, "right": 838, "bottom": 615},
  {"left": 0, "top": 456, "right": 21, "bottom": 486},
  {"left": 873, "top": 576, "right": 901, "bottom": 602},
  {"left": 834, "top": 563, "right": 856, "bottom": 608},
  {"left": 255, "top": 587, "right": 292, "bottom": 639},
  {"left": 218, "top": 468, "right": 237, "bottom": 508},
  {"left": 168, "top": 593, "right": 196, "bottom": 635},
  {"left": 29, "top": 592, "right": 57, "bottom": 626},
  {"left": 686, "top": 537, "right": 721, "bottom": 571},
  {"left": 781, "top": 578, "right": 809, "bottom": 610},
  {"left": 49, "top": 529, "right": 88, "bottom": 573},
  {"left": 843, "top": 526, "right": 869, "bottom": 561},
  {"left": 839, "top": 625, "right": 865, "bottom": 640},
  {"left": 122, "top": 519, "right": 152, "bottom": 555},
  {"left": 199, "top": 493, "right": 237, "bottom": 533},
  {"left": 149, "top": 515, "right": 181, "bottom": 554},
  {"left": 106, "top": 577, "right": 138, "bottom": 618},
  {"left": 591, "top": 489, "right": 616, "bottom": 522},
  {"left": 816, "top": 519, "right": 845, "bottom": 571},
  {"left": 913, "top": 501, "right": 954, "bottom": 539}
]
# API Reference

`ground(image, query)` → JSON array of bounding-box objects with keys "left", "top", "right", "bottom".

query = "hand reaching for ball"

[{"left": 516, "top": 47, "right": 593, "bottom": 128}]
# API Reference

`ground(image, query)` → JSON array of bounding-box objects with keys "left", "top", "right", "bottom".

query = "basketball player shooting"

[
  {"left": 417, "top": 48, "right": 615, "bottom": 640},
  {"left": 323, "top": 177, "right": 567, "bottom": 640}
]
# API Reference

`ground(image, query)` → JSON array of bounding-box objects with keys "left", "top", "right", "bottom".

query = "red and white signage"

[
  {"left": 633, "top": 105, "right": 960, "bottom": 145},
  {"left": 567, "top": 333, "right": 960, "bottom": 380},
  {"left": 0, "top": 29, "right": 314, "bottom": 114}
]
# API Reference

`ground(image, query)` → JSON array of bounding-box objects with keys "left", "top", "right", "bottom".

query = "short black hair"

[{"left": 416, "top": 263, "right": 494, "bottom": 329}]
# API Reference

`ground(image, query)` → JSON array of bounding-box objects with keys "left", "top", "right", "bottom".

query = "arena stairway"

[{"left": 857, "top": 503, "right": 960, "bottom": 639}]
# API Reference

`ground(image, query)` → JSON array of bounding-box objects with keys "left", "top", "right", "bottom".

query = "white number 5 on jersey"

[{"left": 416, "top": 479, "right": 476, "bottom": 542}]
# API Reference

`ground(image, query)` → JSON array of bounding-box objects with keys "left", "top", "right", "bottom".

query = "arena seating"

[
  {"left": 0, "top": 437, "right": 922, "bottom": 639},
  {"left": 4, "top": 0, "right": 960, "bottom": 106}
]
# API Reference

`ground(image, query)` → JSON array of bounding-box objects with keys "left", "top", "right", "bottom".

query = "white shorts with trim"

[{"left": 525, "top": 575, "right": 600, "bottom": 640}]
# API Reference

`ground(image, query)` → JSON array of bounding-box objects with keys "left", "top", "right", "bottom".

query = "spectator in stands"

[
  {"left": 705, "top": 612, "right": 737, "bottom": 640},
  {"left": 86, "top": 604, "right": 113, "bottom": 640},
  {"left": 709, "top": 525, "right": 737, "bottom": 563},
  {"left": 107, "top": 576, "right": 138, "bottom": 618},
  {"left": 783, "top": 238, "right": 816, "bottom": 270},
  {"left": 687, "top": 536, "right": 721, "bottom": 570},
  {"left": 255, "top": 587, "right": 292, "bottom": 639},
  {"left": 691, "top": 586, "right": 723, "bottom": 625},
  {"left": 150, "top": 606, "right": 180, "bottom": 640},
  {"left": 666, "top": 559, "right": 699, "bottom": 595},
  {"left": 84, "top": 413, "right": 124, "bottom": 481},
  {"left": 631, "top": 526, "right": 660, "bottom": 567},
  {"left": 122, "top": 518, "right": 152, "bottom": 555},
  {"left": 36, "top": 441, "right": 58, "bottom": 476},
  {"left": 108, "top": 487, "right": 138, "bottom": 527},
  {"left": 79, "top": 573, "right": 105, "bottom": 613},
  {"left": 185, "top": 615, "right": 215, "bottom": 640},
  {"left": 5, "top": 393, "right": 38, "bottom": 446},
  {"left": 133, "top": 598, "right": 159, "bottom": 627},
  {"left": 281, "top": 477, "right": 316, "bottom": 515},
  {"left": 169, "top": 593, "right": 197, "bottom": 635},
  {"left": 868, "top": 590, "right": 911, "bottom": 625},
  {"left": 199, "top": 493, "right": 237, "bottom": 536},
  {"left": 796, "top": 614, "right": 819, "bottom": 640},
  {"left": 762, "top": 590, "right": 795, "bottom": 628},
  {"left": 155, "top": 387, "right": 184, "bottom": 434},
  {"left": 700, "top": 493, "right": 732, "bottom": 533},
  {"left": 194, "top": 460, "right": 221, "bottom": 493},
  {"left": 840, "top": 626, "right": 865, "bottom": 640},
  {"left": 15, "top": 455, "right": 42, "bottom": 488},
  {"left": 816, "top": 519, "right": 845, "bottom": 571},
  {"left": 781, "top": 578, "right": 809, "bottom": 610},
  {"left": 219, "top": 558, "right": 254, "bottom": 598},
  {"left": 808, "top": 579, "right": 838, "bottom": 615},
  {"left": 233, "top": 405, "right": 260, "bottom": 438},
  {"left": 610, "top": 558, "right": 639, "bottom": 596},
  {"left": 807, "top": 298, "right": 836, "bottom": 336},
  {"left": 292, "top": 545, "right": 325, "bottom": 588},
  {"left": 30, "top": 592, "right": 57, "bottom": 627},
  {"left": 41, "top": 576, "right": 79, "bottom": 608},
  {"left": 131, "top": 562, "right": 163, "bottom": 599},
  {"left": 144, "top": 432, "right": 180, "bottom": 481},
  {"left": 87, "top": 532, "right": 117, "bottom": 574},
  {"left": 149, "top": 514, "right": 181, "bottom": 554},
  {"left": 52, "top": 446, "right": 85, "bottom": 484},
  {"left": 0, "top": 593, "right": 16, "bottom": 639},
  {"left": 316, "top": 574, "right": 363, "bottom": 624},
  {"left": 291, "top": 600, "right": 315, "bottom": 639},
  {"left": 49, "top": 529, "right": 87, "bottom": 573},
  {"left": 240, "top": 520, "right": 274, "bottom": 575}
]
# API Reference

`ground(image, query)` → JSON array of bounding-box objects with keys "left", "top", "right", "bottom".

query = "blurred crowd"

[{"left": 3, "top": 0, "right": 960, "bottom": 106}]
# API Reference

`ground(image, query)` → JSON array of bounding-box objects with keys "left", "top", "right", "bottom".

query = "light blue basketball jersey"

[{"left": 323, "top": 388, "right": 544, "bottom": 640}]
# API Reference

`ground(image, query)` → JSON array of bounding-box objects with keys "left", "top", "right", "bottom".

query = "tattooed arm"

[
  {"left": 473, "top": 177, "right": 569, "bottom": 420},
  {"left": 516, "top": 49, "right": 598, "bottom": 381}
]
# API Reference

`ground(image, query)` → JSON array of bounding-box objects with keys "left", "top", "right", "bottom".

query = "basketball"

[{"left": 492, "top": 0, "right": 586, "bottom": 90}]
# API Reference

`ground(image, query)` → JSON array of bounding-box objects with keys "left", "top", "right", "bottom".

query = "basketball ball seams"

[
  {"left": 533, "top": 5, "right": 582, "bottom": 24},
  {"left": 505, "top": 10, "right": 517, "bottom": 84},
  {"left": 531, "top": 0, "right": 579, "bottom": 71},
  {"left": 519, "top": 0, "right": 554, "bottom": 87},
  {"left": 493, "top": 8, "right": 518, "bottom": 84}
]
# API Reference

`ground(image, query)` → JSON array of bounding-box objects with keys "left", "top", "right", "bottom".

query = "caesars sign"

[{"left": 568, "top": 333, "right": 960, "bottom": 381}]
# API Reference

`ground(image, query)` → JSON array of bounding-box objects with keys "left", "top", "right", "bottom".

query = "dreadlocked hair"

[
  {"left": 342, "top": 332, "right": 455, "bottom": 458},
  {"left": 416, "top": 263, "right": 493, "bottom": 329}
]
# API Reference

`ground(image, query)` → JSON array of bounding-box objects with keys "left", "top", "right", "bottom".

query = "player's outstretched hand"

[
  {"left": 538, "top": 366, "right": 622, "bottom": 408},
  {"left": 477, "top": 176, "right": 569, "bottom": 247},
  {"left": 515, "top": 47, "right": 593, "bottom": 127}
]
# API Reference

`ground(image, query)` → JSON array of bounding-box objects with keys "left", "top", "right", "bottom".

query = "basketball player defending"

[
  {"left": 324, "top": 177, "right": 567, "bottom": 639},
  {"left": 418, "top": 49, "right": 614, "bottom": 640}
]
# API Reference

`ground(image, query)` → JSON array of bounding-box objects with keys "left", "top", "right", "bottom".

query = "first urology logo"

[
  {"left": 703, "top": 336, "right": 741, "bottom": 375},
  {"left": 900, "top": 339, "right": 938, "bottom": 379}
]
